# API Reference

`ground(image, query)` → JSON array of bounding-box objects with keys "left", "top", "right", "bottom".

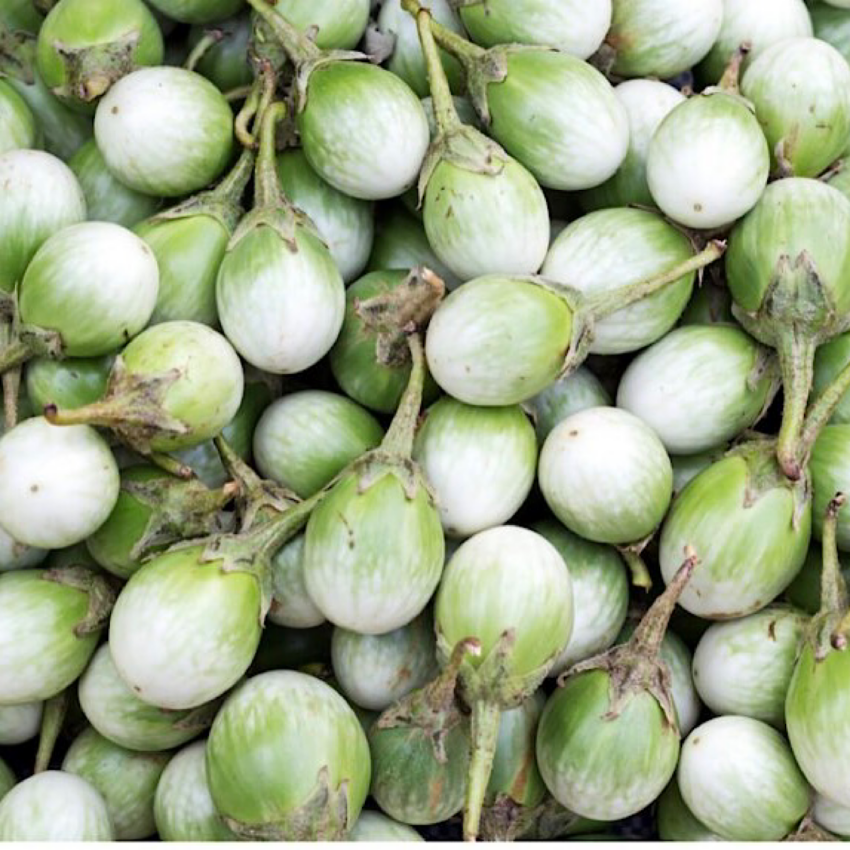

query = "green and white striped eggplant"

[
  {"left": 216, "top": 104, "right": 344, "bottom": 375},
  {"left": 135, "top": 149, "right": 254, "bottom": 327},
  {"left": 0, "top": 772, "right": 113, "bottom": 841},
  {"left": 536, "top": 552, "right": 698, "bottom": 822},
  {"left": 330, "top": 270, "right": 442, "bottom": 414},
  {"left": 276, "top": 149, "right": 374, "bottom": 284},
  {"left": 810, "top": 426, "right": 850, "bottom": 550},
  {"left": 605, "top": 0, "right": 723, "bottom": 79},
  {"left": 616, "top": 325, "right": 779, "bottom": 455},
  {"left": 407, "top": 3, "right": 628, "bottom": 193},
  {"left": 786, "top": 495, "right": 850, "bottom": 807},
  {"left": 0, "top": 418, "right": 119, "bottom": 548},
  {"left": 542, "top": 208, "right": 698, "bottom": 356},
  {"left": 813, "top": 332, "right": 850, "bottom": 424},
  {"left": 248, "top": 0, "right": 428, "bottom": 201},
  {"left": 526, "top": 368, "right": 611, "bottom": 446},
  {"left": 367, "top": 208, "right": 461, "bottom": 290},
  {"left": 268, "top": 534, "right": 325, "bottom": 629},
  {"left": 0, "top": 79, "right": 38, "bottom": 153},
  {"left": 254, "top": 390, "right": 384, "bottom": 499},
  {"left": 25, "top": 354, "right": 112, "bottom": 412},
  {"left": 0, "top": 523, "right": 47, "bottom": 573},
  {"left": 539, "top": 407, "right": 672, "bottom": 549},
  {"left": 435, "top": 525, "right": 574, "bottom": 839},
  {"left": 678, "top": 716, "right": 809, "bottom": 840},
  {"left": 377, "top": 0, "right": 464, "bottom": 97},
  {"left": 725, "top": 178, "right": 850, "bottom": 478},
  {"left": 814, "top": 794, "right": 850, "bottom": 838},
  {"left": 0, "top": 701, "right": 42, "bottom": 745},
  {"left": 697, "top": 0, "right": 813, "bottom": 85},
  {"left": 305, "top": 327, "right": 444, "bottom": 635},
  {"left": 85, "top": 465, "right": 235, "bottom": 579},
  {"left": 261, "top": 0, "right": 370, "bottom": 49},
  {"left": 69, "top": 140, "right": 160, "bottom": 228},
  {"left": 94, "top": 67, "right": 234, "bottom": 197},
  {"left": 479, "top": 691, "right": 548, "bottom": 841},
  {"left": 206, "top": 670, "right": 371, "bottom": 839},
  {"left": 349, "top": 811, "right": 424, "bottom": 841},
  {"left": 368, "top": 639, "right": 474, "bottom": 825},
  {"left": 145, "top": 0, "right": 243, "bottom": 25},
  {"left": 35, "top": 0, "right": 164, "bottom": 111},
  {"left": 410, "top": 10, "right": 549, "bottom": 281},
  {"left": 413, "top": 398, "right": 537, "bottom": 538},
  {"left": 0, "top": 566, "right": 115, "bottom": 703},
  {"left": 78, "top": 644, "right": 219, "bottom": 751},
  {"left": 0, "top": 149, "right": 86, "bottom": 293},
  {"left": 656, "top": 777, "right": 724, "bottom": 842},
  {"left": 533, "top": 520, "right": 629, "bottom": 677},
  {"left": 659, "top": 439, "right": 811, "bottom": 618},
  {"left": 11, "top": 221, "right": 158, "bottom": 364},
  {"left": 692, "top": 605, "right": 808, "bottom": 726},
  {"left": 46, "top": 321, "right": 244, "bottom": 455},
  {"left": 580, "top": 79, "right": 685, "bottom": 212},
  {"left": 154, "top": 740, "right": 237, "bottom": 841},
  {"left": 62, "top": 727, "right": 171, "bottom": 840},
  {"left": 812, "top": 2, "right": 850, "bottom": 63},
  {"left": 425, "top": 238, "right": 722, "bottom": 407},
  {"left": 187, "top": 14, "right": 252, "bottom": 91},
  {"left": 741, "top": 38, "right": 850, "bottom": 177},
  {"left": 646, "top": 89, "right": 770, "bottom": 230},
  {"left": 0, "top": 760, "right": 12, "bottom": 801},
  {"left": 454, "top": 0, "right": 611, "bottom": 59},
  {"left": 331, "top": 610, "right": 438, "bottom": 711}
]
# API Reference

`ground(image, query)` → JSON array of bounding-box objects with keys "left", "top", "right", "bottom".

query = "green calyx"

[
  {"left": 41, "top": 564, "right": 119, "bottom": 638},
  {"left": 0, "top": 289, "right": 66, "bottom": 376},
  {"left": 0, "top": 28, "right": 37, "bottom": 85},
  {"left": 48, "top": 30, "right": 140, "bottom": 103},
  {"left": 34, "top": 688, "right": 70, "bottom": 774},
  {"left": 224, "top": 765, "right": 350, "bottom": 841},
  {"left": 808, "top": 494, "right": 850, "bottom": 660},
  {"left": 558, "top": 548, "right": 699, "bottom": 731}
]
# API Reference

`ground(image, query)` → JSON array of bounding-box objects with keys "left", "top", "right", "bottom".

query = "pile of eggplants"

[{"left": 5, "top": 0, "right": 850, "bottom": 843}]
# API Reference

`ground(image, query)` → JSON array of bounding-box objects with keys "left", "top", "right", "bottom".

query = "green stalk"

[
  {"left": 414, "top": 7, "right": 460, "bottom": 136},
  {"left": 798, "top": 354, "right": 850, "bottom": 469},
  {"left": 208, "top": 145, "right": 256, "bottom": 208},
  {"left": 379, "top": 333, "right": 425, "bottom": 458},
  {"left": 465, "top": 699, "right": 501, "bottom": 842},
  {"left": 243, "top": 0, "right": 321, "bottom": 67},
  {"left": 400, "top": 0, "right": 486, "bottom": 66},
  {"left": 34, "top": 689, "right": 69, "bottom": 773},
  {"left": 775, "top": 329, "right": 816, "bottom": 482},
  {"left": 184, "top": 29, "right": 223, "bottom": 72},
  {"left": 254, "top": 99, "right": 287, "bottom": 209},
  {"left": 821, "top": 495, "right": 850, "bottom": 652}
]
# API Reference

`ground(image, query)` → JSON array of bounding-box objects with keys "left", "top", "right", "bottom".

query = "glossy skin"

[
  {"left": 435, "top": 526, "right": 574, "bottom": 678},
  {"left": 108, "top": 545, "right": 262, "bottom": 709},
  {"left": 254, "top": 391, "right": 383, "bottom": 499},
  {"left": 0, "top": 772, "right": 113, "bottom": 841},
  {"left": 692, "top": 605, "right": 808, "bottom": 726},
  {"left": 269, "top": 0, "right": 370, "bottom": 49},
  {"left": 188, "top": 14, "right": 252, "bottom": 91},
  {"left": 0, "top": 79, "right": 38, "bottom": 153},
  {"left": 742, "top": 38, "right": 850, "bottom": 177},
  {"left": 154, "top": 741, "right": 236, "bottom": 841},
  {"left": 647, "top": 92, "right": 769, "bottom": 229},
  {"left": 537, "top": 669, "right": 680, "bottom": 821},
  {"left": 786, "top": 643, "right": 850, "bottom": 806},
  {"left": 486, "top": 51, "right": 628, "bottom": 192},
  {"left": 304, "top": 469, "right": 445, "bottom": 635},
  {"left": 659, "top": 454, "right": 811, "bottom": 618},
  {"left": 528, "top": 367, "right": 611, "bottom": 444},
  {"left": 539, "top": 407, "right": 673, "bottom": 545},
  {"left": 617, "top": 325, "right": 776, "bottom": 454},
  {"left": 678, "top": 716, "right": 809, "bottom": 840},
  {"left": 20, "top": 221, "right": 158, "bottom": 356},
  {"left": 534, "top": 520, "right": 628, "bottom": 676},
  {"left": 0, "top": 418, "right": 119, "bottom": 549},
  {"left": 95, "top": 67, "right": 234, "bottom": 197},
  {"left": 206, "top": 672, "right": 371, "bottom": 836},
  {"left": 78, "top": 644, "right": 216, "bottom": 751},
  {"left": 0, "top": 149, "right": 86, "bottom": 292},
  {"left": 426, "top": 276, "right": 573, "bottom": 406},
  {"left": 36, "top": 0, "right": 164, "bottom": 109},
  {"left": 62, "top": 727, "right": 171, "bottom": 840},
  {"left": 277, "top": 150, "right": 374, "bottom": 284},
  {"left": 26, "top": 355, "right": 111, "bottom": 413},
  {"left": 298, "top": 62, "right": 429, "bottom": 201},
  {"left": 413, "top": 399, "right": 537, "bottom": 537},
  {"left": 542, "top": 208, "right": 695, "bottom": 355}
]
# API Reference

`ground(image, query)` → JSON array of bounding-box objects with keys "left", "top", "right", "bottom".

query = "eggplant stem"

[
  {"left": 821, "top": 494, "right": 849, "bottom": 620},
  {"left": 243, "top": 0, "right": 321, "bottom": 67},
  {"left": 465, "top": 699, "right": 501, "bottom": 842},
  {"left": 224, "top": 83, "right": 255, "bottom": 103},
  {"left": 717, "top": 42, "right": 750, "bottom": 94},
  {"left": 234, "top": 76, "right": 263, "bottom": 147},
  {"left": 400, "top": 0, "right": 486, "bottom": 65},
  {"left": 0, "top": 337, "right": 33, "bottom": 374},
  {"left": 775, "top": 329, "right": 817, "bottom": 481},
  {"left": 207, "top": 146, "right": 257, "bottom": 208},
  {"left": 184, "top": 29, "right": 223, "bottom": 72},
  {"left": 618, "top": 548, "right": 652, "bottom": 590},
  {"left": 798, "top": 355, "right": 850, "bottom": 469},
  {"left": 414, "top": 8, "right": 460, "bottom": 136},
  {"left": 34, "top": 689, "right": 70, "bottom": 773},
  {"left": 379, "top": 333, "right": 426, "bottom": 458},
  {"left": 254, "top": 99, "right": 287, "bottom": 209},
  {"left": 149, "top": 452, "right": 195, "bottom": 480}
]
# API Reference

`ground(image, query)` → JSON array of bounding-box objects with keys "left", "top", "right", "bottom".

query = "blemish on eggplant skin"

[
  {"left": 111, "top": 106, "right": 119, "bottom": 115},
  {"left": 568, "top": 430, "right": 579, "bottom": 437}
]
